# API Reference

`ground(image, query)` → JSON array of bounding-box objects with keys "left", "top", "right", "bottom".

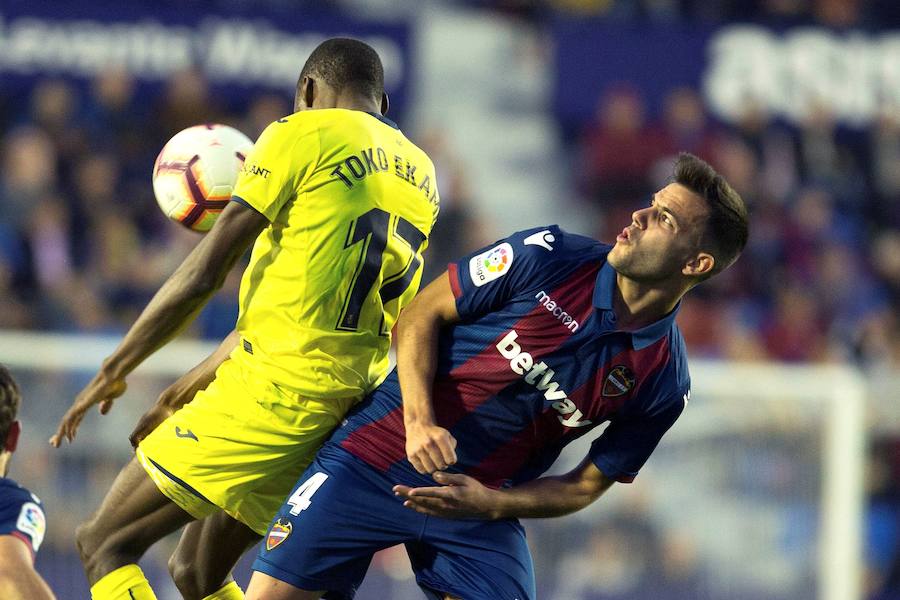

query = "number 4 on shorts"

[{"left": 287, "top": 472, "right": 329, "bottom": 516}]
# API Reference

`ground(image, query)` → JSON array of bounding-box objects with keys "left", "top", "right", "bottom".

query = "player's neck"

[
  {"left": 331, "top": 91, "right": 382, "bottom": 114},
  {"left": 613, "top": 272, "right": 686, "bottom": 330},
  {"left": 0, "top": 453, "right": 9, "bottom": 478}
]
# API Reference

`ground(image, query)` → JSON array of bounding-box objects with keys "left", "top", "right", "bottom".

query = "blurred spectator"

[
  {"left": 761, "top": 284, "right": 829, "bottom": 362},
  {"left": 416, "top": 128, "right": 490, "bottom": 283},
  {"left": 871, "top": 112, "right": 900, "bottom": 228},
  {"left": 242, "top": 94, "right": 293, "bottom": 139},
  {"left": 152, "top": 69, "right": 226, "bottom": 143},
  {"left": 658, "top": 86, "right": 719, "bottom": 162},
  {"left": 580, "top": 85, "right": 666, "bottom": 205}
]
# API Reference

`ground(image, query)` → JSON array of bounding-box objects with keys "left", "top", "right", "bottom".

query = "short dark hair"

[
  {"left": 673, "top": 152, "right": 749, "bottom": 278},
  {"left": 299, "top": 38, "right": 384, "bottom": 100},
  {"left": 0, "top": 365, "right": 20, "bottom": 447}
]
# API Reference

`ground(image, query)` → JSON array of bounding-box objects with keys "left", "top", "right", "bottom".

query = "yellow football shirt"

[{"left": 230, "top": 109, "right": 439, "bottom": 399}]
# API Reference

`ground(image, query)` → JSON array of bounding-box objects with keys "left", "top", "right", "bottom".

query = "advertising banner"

[
  {"left": 0, "top": 3, "right": 410, "bottom": 115},
  {"left": 553, "top": 20, "right": 900, "bottom": 129}
]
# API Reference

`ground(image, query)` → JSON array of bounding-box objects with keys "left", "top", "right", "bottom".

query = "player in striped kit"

[{"left": 247, "top": 153, "right": 749, "bottom": 600}]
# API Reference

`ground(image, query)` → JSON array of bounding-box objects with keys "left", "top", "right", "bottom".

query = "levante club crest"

[
  {"left": 602, "top": 365, "right": 635, "bottom": 398},
  {"left": 266, "top": 518, "right": 293, "bottom": 550}
]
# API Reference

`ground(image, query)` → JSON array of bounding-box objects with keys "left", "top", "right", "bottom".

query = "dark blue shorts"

[{"left": 252, "top": 445, "right": 536, "bottom": 600}]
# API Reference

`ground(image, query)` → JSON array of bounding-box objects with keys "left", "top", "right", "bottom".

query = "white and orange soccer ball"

[{"left": 152, "top": 124, "right": 253, "bottom": 232}]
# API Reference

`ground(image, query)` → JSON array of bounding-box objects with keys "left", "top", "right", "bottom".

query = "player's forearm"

[
  {"left": 397, "top": 273, "right": 459, "bottom": 427},
  {"left": 0, "top": 570, "right": 56, "bottom": 600},
  {"left": 488, "top": 459, "right": 613, "bottom": 520},
  {"left": 488, "top": 477, "right": 606, "bottom": 519},
  {"left": 397, "top": 305, "right": 441, "bottom": 426}
]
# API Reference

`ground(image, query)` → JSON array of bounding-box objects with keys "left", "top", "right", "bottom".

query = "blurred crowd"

[
  {"left": 574, "top": 83, "right": 900, "bottom": 369},
  {"left": 0, "top": 70, "right": 487, "bottom": 342},
  {"left": 0, "top": 71, "right": 261, "bottom": 338}
]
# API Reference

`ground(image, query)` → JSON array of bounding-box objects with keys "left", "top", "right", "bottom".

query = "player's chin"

[{"left": 607, "top": 245, "right": 627, "bottom": 269}]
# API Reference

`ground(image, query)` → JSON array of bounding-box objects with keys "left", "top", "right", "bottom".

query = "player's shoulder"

[
  {"left": 257, "top": 111, "right": 313, "bottom": 137},
  {"left": 0, "top": 478, "right": 46, "bottom": 553},
  {"left": 503, "top": 225, "right": 608, "bottom": 266},
  {"left": 0, "top": 478, "right": 43, "bottom": 525},
  {"left": 460, "top": 225, "right": 606, "bottom": 293},
  {"left": 0, "top": 478, "right": 41, "bottom": 509},
  {"left": 272, "top": 108, "right": 385, "bottom": 132}
]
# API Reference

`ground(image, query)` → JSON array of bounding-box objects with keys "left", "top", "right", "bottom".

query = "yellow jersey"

[{"left": 229, "top": 109, "right": 439, "bottom": 399}]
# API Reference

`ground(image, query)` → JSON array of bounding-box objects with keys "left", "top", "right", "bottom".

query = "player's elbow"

[
  {"left": 567, "top": 462, "right": 614, "bottom": 510},
  {"left": 582, "top": 479, "right": 610, "bottom": 506}
]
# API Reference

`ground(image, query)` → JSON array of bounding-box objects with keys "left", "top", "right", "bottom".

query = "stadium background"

[{"left": 1, "top": 0, "right": 899, "bottom": 598}]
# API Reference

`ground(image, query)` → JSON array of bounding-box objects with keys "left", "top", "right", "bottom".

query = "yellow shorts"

[{"left": 137, "top": 358, "right": 359, "bottom": 535}]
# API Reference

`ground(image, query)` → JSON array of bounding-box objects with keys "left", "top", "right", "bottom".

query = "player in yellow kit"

[{"left": 49, "top": 38, "right": 439, "bottom": 600}]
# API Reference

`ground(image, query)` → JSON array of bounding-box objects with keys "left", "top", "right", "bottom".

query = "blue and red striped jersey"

[
  {"left": 0, "top": 477, "right": 45, "bottom": 558},
  {"left": 330, "top": 226, "right": 690, "bottom": 489}
]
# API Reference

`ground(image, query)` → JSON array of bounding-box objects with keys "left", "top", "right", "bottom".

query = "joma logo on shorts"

[
  {"left": 534, "top": 290, "right": 579, "bottom": 332},
  {"left": 496, "top": 330, "right": 591, "bottom": 428}
]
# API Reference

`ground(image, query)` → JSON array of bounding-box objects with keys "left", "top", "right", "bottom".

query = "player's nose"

[{"left": 631, "top": 207, "right": 648, "bottom": 229}]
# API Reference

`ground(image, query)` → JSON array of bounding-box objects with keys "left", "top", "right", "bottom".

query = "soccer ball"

[{"left": 152, "top": 124, "right": 253, "bottom": 232}]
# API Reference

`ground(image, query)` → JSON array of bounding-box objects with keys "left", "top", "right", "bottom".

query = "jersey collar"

[
  {"left": 592, "top": 261, "right": 680, "bottom": 350},
  {"left": 366, "top": 112, "right": 400, "bottom": 130}
]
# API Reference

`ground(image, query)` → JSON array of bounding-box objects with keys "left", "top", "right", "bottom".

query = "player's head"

[
  {"left": 295, "top": 38, "right": 388, "bottom": 115},
  {"left": 0, "top": 365, "right": 22, "bottom": 476},
  {"left": 608, "top": 152, "right": 748, "bottom": 286}
]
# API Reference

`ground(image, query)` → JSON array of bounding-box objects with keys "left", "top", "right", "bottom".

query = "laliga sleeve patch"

[
  {"left": 469, "top": 243, "right": 514, "bottom": 287},
  {"left": 16, "top": 502, "right": 45, "bottom": 552}
]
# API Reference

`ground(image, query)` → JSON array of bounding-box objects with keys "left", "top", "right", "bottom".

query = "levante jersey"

[
  {"left": 230, "top": 109, "right": 439, "bottom": 398},
  {"left": 329, "top": 226, "right": 690, "bottom": 488},
  {"left": 0, "top": 478, "right": 46, "bottom": 558}
]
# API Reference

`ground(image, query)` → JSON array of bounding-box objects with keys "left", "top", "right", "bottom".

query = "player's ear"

[
  {"left": 380, "top": 92, "right": 390, "bottom": 116},
  {"left": 296, "top": 76, "right": 316, "bottom": 111},
  {"left": 683, "top": 252, "right": 714, "bottom": 278},
  {"left": 4, "top": 421, "right": 20, "bottom": 453}
]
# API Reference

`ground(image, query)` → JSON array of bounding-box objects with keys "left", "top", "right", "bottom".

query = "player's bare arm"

[
  {"left": 129, "top": 330, "right": 240, "bottom": 448},
  {"left": 0, "top": 536, "right": 56, "bottom": 600},
  {"left": 397, "top": 272, "right": 461, "bottom": 474},
  {"left": 51, "top": 202, "right": 267, "bottom": 447},
  {"left": 394, "top": 455, "right": 614, "bottom": 520}
]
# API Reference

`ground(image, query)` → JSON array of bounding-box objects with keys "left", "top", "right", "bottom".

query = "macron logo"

[
  {"left": 535, "top": 291, "right": 579, "bottom": 332},
  {"left": 496, "top": 330, "right": 591, "bottom": 428}
]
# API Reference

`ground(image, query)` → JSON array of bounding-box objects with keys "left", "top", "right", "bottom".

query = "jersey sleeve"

[
  {"left": 588, "top": 382, "right": 689, "bottom": 483},
  {"left": 232, "top": 117, "right": 318, "bottom": 222},
  {"left": 0, "top": 490, "right": 46, "bottom": 556},
  {"left": 447, "top": 226, "right": 561, "bottom": 319}
]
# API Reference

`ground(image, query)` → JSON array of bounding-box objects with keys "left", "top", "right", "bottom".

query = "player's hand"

[
  {"left": 405, "top": 423, "right": 457, "bottom": 474},
  {"left": 128, "top": 368, "right": 204, "bottom": 449},
  {"left": 50, "top": 372, "right": 127, "bottom": 447},
  {"left": 128, "top": 402, "right": 175, "bottom": 449},
  {"left": 393, "top": 472, "right": 500, "bottom": 519}
]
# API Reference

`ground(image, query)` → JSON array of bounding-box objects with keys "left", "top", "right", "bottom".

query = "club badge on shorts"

[{"left": 266, "top": 518, "right": 293, "bottom": 551}]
